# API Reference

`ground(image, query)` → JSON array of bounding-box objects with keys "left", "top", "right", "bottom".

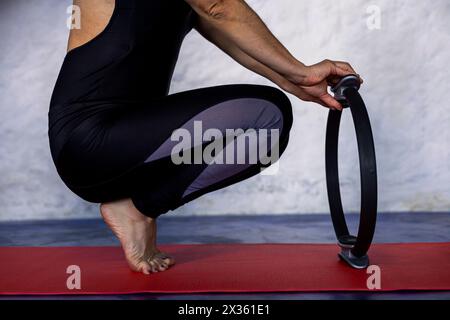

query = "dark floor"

[{"left": 1, "top": 212, "right": 449, "bottom": 300}]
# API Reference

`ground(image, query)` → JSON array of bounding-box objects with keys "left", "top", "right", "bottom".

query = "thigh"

[
  {"left": 109, "top": 83, "right": 293, "bottom": 162},
  {"left": 57, "top": 83, "right": 293, "bottom": 202}
]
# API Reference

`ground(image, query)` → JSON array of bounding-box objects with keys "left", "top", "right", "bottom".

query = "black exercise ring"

[{"left": 325, "top": 74, "right": 378, "bottom": 269}]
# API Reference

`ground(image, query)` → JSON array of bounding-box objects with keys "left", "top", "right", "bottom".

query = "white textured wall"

[{"left": 0, "top": 0, "right": 449, "bottom": 221}]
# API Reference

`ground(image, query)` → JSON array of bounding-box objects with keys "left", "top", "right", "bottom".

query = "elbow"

[{"left": 197, "top": 0, "right": 234, "bottom": 21}]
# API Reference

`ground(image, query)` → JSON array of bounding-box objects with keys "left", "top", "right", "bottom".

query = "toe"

[
  {"left": 151, "top": 257, "right": 170, "bottom": 271},
  {"left": 155, "top": 252, "right": 176, "bottom": 266},
  {"left": 147, "top": 260, "right": 160, "bottom": 273},
  {"left": 155, "top": 259, "right": 168, "bottom": 271},
  {"left": 162, "top": 256, "right": 175, "bottom": 266},
  {"left": 136, "top": 261, "right": 152, "bottom": 275}
]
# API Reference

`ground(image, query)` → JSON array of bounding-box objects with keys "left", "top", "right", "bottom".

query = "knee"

[{"left": 261, "top": 86, "right": 293, "bottom": 137}]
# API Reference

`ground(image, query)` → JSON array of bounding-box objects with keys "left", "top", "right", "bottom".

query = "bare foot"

[{"left": 100, "top": 198, "right": 175, "bottom": 275}]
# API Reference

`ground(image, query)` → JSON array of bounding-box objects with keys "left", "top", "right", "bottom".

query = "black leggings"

[{"left": 48, "top": 0, "right": 293, "bottom": 218}]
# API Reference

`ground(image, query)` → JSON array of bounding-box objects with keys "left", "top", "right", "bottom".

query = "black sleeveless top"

[{"left": 48, "top": 0, "right": 196, "bottom": 162}]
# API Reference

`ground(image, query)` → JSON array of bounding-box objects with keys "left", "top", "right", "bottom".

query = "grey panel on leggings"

[{"left": 143, "top": 98, "right": 284, "bottom": 197}]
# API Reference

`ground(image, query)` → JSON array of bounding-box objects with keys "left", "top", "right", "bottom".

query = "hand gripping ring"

[{"left": 325, "top": 75, "right": 378, "bottom": 269}]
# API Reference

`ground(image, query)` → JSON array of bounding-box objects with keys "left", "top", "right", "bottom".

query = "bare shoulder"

[{"left": 67, "top": 0, "right": 115, "bottom": 53}]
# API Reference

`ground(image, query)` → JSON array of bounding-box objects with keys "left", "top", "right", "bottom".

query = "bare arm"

[
  {"left": 185, "top": 0, "right": 362, "bottom": 110},
  {"left": 194, "top": 20, "right": 301, "bottom": 95},
  {"left": 191, "top": 0, "right": 306, "bottom": 83}
]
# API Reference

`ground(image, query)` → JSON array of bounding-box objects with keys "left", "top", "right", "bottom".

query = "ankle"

[{"left": 100, "top": 199, "right": 155, "bottom": 224}]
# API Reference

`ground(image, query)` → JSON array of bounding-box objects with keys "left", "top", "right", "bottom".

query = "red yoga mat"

[{"left": 1, "top": 243, "right": 449, "bottom": 295}]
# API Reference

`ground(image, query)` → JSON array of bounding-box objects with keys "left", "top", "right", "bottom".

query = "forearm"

[
  {"left": 194, "top": 20, "right": 296, "bottom": 91},
  {"left": 188, "top": 0, "right": 307, "bottom": 84}
]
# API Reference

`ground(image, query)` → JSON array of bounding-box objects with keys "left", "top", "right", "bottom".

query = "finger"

[
  {"left": 333, "top": 61, "right": 364, "bottom": 83},
  {"left": 311, "top": 97, "right": 339, "bottom": 110},
  {"left": 314, "top": 99, "right": 333, "bottom": 109},
  {"left": 298, "top": 90, "right": 338, "bottom": 110},
  {"left": 294, "top": 89, "right": 340, "bottom": 111},
  {"left": 326, "top": 75, "right": 343, "bottom": 87},
  {"left": 333, "top": 66, "right": 364, "bottom": 85},
  {"left": 334, "top": 61, "right": 357, "bottom": 74},
  {"left": 329, "top": 63, "right": 352, "bottom": 78},
  {"left": 319, "top": 93, "right": 343, "bottom": 111}
]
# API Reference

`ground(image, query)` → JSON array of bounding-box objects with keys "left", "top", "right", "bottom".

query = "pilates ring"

[{"left": 325, "top": 74, "right": 378, "bottom": 269}]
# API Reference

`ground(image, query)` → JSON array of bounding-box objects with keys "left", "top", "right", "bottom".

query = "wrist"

[{"left": 283, "top": 60, "right": 309, "bottom": 85}]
